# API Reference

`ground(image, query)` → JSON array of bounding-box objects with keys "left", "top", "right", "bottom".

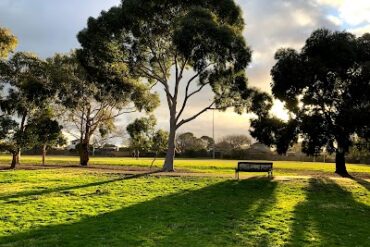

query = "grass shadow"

[
  {"left": 0, "top": 178, "right": 277, "bottom": 246},
  {"left": 350, "top": 176, "right": 370, "bottom": 191},
  {"left": 0, "top": 171, "right": 161, "bottom": 202},
  {"left": 287, "top": 178, "right": 370, "bottom": 246}
]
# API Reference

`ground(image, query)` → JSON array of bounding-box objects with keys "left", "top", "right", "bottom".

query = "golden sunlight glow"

[{"left": 271, "top": 100, "right": 290, "bottom": 122}]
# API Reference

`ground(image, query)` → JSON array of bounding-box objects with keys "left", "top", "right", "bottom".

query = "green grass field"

[
  {"left": 1, "top": 155, "right": 370, "bottom": 176},
  {"left": 0, "top": 155, "right": 369, "bottom": 246},
  {"left": 0, "top": 169, "right": 369, "bottom": 246}
]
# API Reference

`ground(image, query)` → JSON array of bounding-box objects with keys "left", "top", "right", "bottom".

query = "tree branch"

[
  {"left": 176, "top": 101, "right": 215, "bottom": 129},
  {"left": 176, "top": 82, "right": 209, "bottom": 122}
]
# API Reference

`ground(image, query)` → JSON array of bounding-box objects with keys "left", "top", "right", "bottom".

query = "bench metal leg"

[{"left": 235, "top": 171, "right": 239, "bottom": 180}]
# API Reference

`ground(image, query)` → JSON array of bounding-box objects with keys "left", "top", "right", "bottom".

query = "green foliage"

[
  {"left": 152, "top": 129, "right": 169, "bottom": 154},
  {"left": 200, "top": 135, "right": 215, "bottom": 150},
  {"left": 0, "top": 27, "right": 18, "bottom": 59},
  {"left": 78, "top": 0, "right": 251, "bottom": 111},
  {"left": 0, "top": 52, "right": 55, "bottom": 161},
  {"left": 48, "top": 52, "right": 159, "bottom": 165},
  {"left": 217, "top": 135, "right": 251, "bottom": 150},
  {"left": 126, "top": 115, "right": 168, "bottom": 154},
  {"left": 26, "top": 109, "right": 64, "bottom": 149},
  {"left": 176, "top": 132, "right": 207, "bottom": 154},
  {"left": 251, "top": 29, "right": 370, "bottom": 165},
  {"left": 77, "top": 0, "right": 261, "bottom": 169},
  {"left": 1, "top": 52, "right": 54, "bottom": 113},
  {"left": 0, "top": 116, "right": 18, "bottom": 153}
]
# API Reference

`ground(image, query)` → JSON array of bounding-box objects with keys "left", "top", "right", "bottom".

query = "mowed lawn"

[
  {"left": 1, "top": 155, "right": 370, "bottom": 176},
  {"left": 0, "top": 169, "right": 369, "bottom": 247}
]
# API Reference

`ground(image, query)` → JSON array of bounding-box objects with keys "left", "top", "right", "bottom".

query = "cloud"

[
  {"left": 317, "top": 0, "right": 370, "bottom": 27},
  {"left": 1, "top": 0, "right": 366, "bottom": 139},
  {"left": 0, "top": 0, "right": 120, "bottom": 57},
  {"left": 239, "top": 0, "right": 339, "bottom": 91}
]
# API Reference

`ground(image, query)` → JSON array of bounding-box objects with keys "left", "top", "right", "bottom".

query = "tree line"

[{"left": 1, "top": 0, "right": 370, "bottom": 176}]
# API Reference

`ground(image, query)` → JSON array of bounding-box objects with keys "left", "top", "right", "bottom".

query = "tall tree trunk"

[
  {"left": 10, "top": 151, "right": 19, "bottom": 169},
  {"left": 80, "top": 141, "right": 89, "bottom": 166},
  {"left": 335, "top": 148, "right": 348, "bottom": 176},
  {"left": 163, "top": 124, "right": 176, "bottom": 172},
  {"left": 80, "top": 108, "right": 91, "bottom": 167},
  {"left": 41, "top": 144, "right": 47, "bottom": 166}
]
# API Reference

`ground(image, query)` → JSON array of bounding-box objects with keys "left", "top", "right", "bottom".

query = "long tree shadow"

[
  {"left": 0, "top": 171, "right": 161, "bottom": 202},
  {"left": 287, "top": 178, "right": 370, "bottom": 247},
  {"left": 350, "top": 176, "right": 370, "bottom": 191},
  {"left": 0, "top": 178, "right": 277, "bottom": 247}
]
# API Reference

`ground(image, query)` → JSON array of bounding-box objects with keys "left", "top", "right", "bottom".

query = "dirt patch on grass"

[{"left": 277, "top": 168, "right": 370, "bottom": 179}]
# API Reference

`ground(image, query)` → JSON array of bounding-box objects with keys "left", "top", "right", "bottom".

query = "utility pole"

[{"left": 212, "top": 109, "right": 215, "bottom": 159}]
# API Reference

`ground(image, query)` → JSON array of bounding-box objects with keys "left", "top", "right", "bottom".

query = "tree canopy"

[
  {"left": 26, "top": 108, "right": 65, "bottom": 165},
  {"left": 0, "top": 27, "right": 18, "bottom": 59},
  {"left": 77, "top": 0, "right": 261, "bottom": 171},
  {"left": 48, "top": 52, "right": 159, "bottom": 166},
  {"left": 251, "top": 29, "right": 370, "bottom": 175},
  {"left": 126, "top": 115, "right": 168, "bottom": 164},
  {"left": 0, "top": 52, "right": 55, "bottom": 168}
]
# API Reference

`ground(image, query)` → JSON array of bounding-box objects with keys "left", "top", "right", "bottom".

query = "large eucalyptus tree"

[{"left": 77, "top": 0, "right": 258, "bottom": 171}]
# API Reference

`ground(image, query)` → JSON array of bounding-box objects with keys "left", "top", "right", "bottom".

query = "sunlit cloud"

[
  {"left": 1, "top": 0, "right": 369, "bottom": 139},
  {"left": 317, "top": 0, "right": 370, "bottom": 27}
]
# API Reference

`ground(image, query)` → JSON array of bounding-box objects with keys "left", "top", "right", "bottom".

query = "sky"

[{"left": 1, "top": 0, "right": 370, "bottom": 141}]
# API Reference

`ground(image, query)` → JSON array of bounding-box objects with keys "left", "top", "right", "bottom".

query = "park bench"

[{"left": 235, "top": 161, "right": 273, "bottom": 179}]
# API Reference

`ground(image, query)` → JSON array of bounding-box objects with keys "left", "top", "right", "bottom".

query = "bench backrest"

[{"left": 237, "top": 162, "right": 273, "bottom": 172}]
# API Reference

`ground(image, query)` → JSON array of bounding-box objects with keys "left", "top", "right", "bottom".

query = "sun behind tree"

[{"left": 251, "top": 29, "right": 370, "bottom": 176}]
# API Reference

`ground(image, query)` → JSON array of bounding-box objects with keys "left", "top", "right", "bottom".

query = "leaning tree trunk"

[
  {"left": 10, "top": 151, "right": 20, "bottom": 169},
  {"left": 150, "top": 152, "right": 158, "bottom": 170},
  {"left": 335, "top": 148, "right": 348, "bottom": 176},
  {"left": 41, "top": 144, "right": 47, "bottom": 166},
  {"left": 163, "top": 122, "right": 176, "bottom": 172}
]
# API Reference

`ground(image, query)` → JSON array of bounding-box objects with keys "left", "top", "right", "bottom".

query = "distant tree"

[
  {"left": 0, "top": 52, "right": 54, "bottom": 168},
  {"left": 126, "top": 116, "right": 168, "bottom": 167},
  {"left": 215, "top": 135, "right": 251, "bottom": 156},
  {"left": 200, "top": 136, "right": 215, "bottom": 150},
  {"left": 26, "top": 108, "right": 65, "bottom": 165},
  {"left": 0, "top": 116, "right": 23, "bottom": 167},
  {"left": 251, "top": 29, "right": 370, "bottom": 176},
  {"left": 49, "top": 52, "right": 159, "bottom": 166},
  {"left": 126, "top": 115, "right": 157, "bottom": 159},
  {"left": 176, "top": 132, "right": 206, "bottom": 154},
  {"left": 0, "top": 27, "right": 18, "bottom": 59},
  {"left": 150, "top": 129, "right": 169, "bottom": 169},
  {"left": 91, "top": 127, "right": 125, "bottom": 155},
  {"left": 220, "top": 135, "right": 251, "bottom": 149},
  {"left": 77, "top": 0, "right": 260, "bottom": 171},
  {"left": 348, "top": 137, "right": 370, "bottom": 164}
]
